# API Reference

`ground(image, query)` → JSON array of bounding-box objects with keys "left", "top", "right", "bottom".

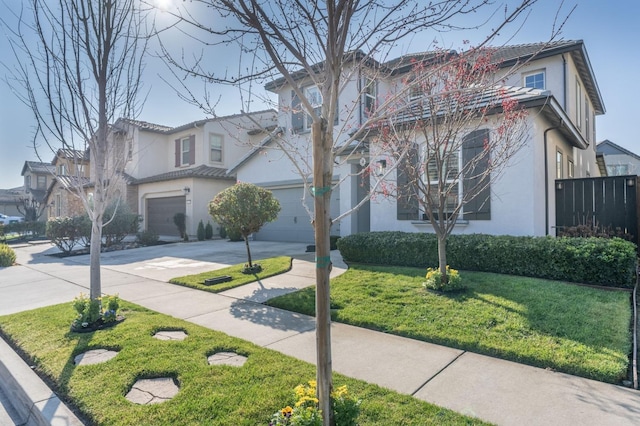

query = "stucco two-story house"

[
  {"left": 20, "top": 161, "right": 55, "bottom": 221},
  {"left": 596, "top": 140, "right": 640, "bottom": 176},
  {"left": 112, "top": 110, "right": 278, "bottom": 237},
  {"left": 46, "top": 149, "right": 92, "bottom": 218},
  {"left": 230, "top": 40, "right": 604, "bottom": 242}
]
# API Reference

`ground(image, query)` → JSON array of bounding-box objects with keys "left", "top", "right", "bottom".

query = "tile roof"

[
  {"left": 131, "top": 165, "right": 235, "bottom": 185},
  {"left": 21, "top": 161, "right": 55, "bottom": 176},
  {"left": 0, "top": 187, "right": 24, "bottom": 203},
  {"left": 53, "top": 149, "right": 89, "bottom": 162}
]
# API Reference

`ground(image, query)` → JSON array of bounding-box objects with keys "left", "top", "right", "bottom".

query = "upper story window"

[
  {"left": 524, "top": 71, "right": 545, "bottom": 90},
  {"left": 24, "top": 175, "right": 31, "bottom": 190},
  {"left": 77, "top": 164, "right": 85, "bottom": 176},
  {"left": 575, "top": 79, "right": 582, "bottom": 130},
  {"left": 37, "top": 175, "right": 47, "bottom": 189},
  {"left": 58, "top": 164, "right": 67, "bottom": 175},
  {"left": 585, "top": 97, "right": 590, "bottom": 141},
  {"left": 291, "top": 86, "right": 338, "bottom": 133},
  {"left": 209, "top": 133, "right": 223, "bottom": 163},
  {"left": 174, "top": 135, "right": 195, "bottom": 167},
  {"left": 362, "top": 77, "right": 377, "bottom": 120}
]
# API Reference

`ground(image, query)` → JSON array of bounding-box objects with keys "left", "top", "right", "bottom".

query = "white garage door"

[
  {"left": 147, "top": 196, "right": 185, "bottom": 237},
  {"left": 256, "top": 187, "right": 340, "bottom": 243}
]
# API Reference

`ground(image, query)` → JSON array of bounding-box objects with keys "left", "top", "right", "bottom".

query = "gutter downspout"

[{"left": 544, "top": 124, "right": 560, "bottom": 236}]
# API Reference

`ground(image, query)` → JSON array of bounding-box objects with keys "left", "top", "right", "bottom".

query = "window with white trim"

[
  {"left": 305, "top": 86, "right": 322, "bottom": 130},
  {"left": 585, "top": 97, "right": 590, "bottom": 140},
  {"left": 55, "top": 193, "right": 61, "bottom": 217},
  {"left": 58, "top": 164, "right": 67, "bottom": 175},
  {"left": 568, "top": 158, "right": 574, "bottom": 178},
  {"left": 556, "top": 150, "right": 563, "bottom": 179},
  {"left": 37, "top": 175, "right": 46, "bottom": 189},
  {"left": 425, "top": 147, "right": 460, "bottom": 218},
  {"left": 181, "top": 137, "right": 191, "bottom": 166},
  {"left": 362, "top": 77, "right": 376, "bottom": 120},
  {"left": 524, "top": 71, "right": 545, "bottom": 90},
  {"left": 209, "top": 133, "right": 223, "bottom": 163}
]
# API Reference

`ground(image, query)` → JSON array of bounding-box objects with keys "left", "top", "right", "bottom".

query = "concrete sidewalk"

[{"left": 1, "top": 240, "right": 639, "bottom": 425}]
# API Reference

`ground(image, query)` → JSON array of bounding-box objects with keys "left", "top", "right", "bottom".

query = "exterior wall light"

[
  {"left": 626, "top": 177, "right": 635, "bottom": 187},
  {"left": 183, "top": 186, "right": 191, "bottom": 194},
  {"left": 555, "top": 181, "right": 563, "bottom": 190}
]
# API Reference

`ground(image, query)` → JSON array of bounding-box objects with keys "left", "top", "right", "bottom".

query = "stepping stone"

[
  {"left": 207, "top": 351, "right": 248, "bottom": 367},
  {"left": 153, "top": 330, "right": 188, "bottom": 341},
  {"left": 74, "top": 349, "right": 118, "bottom": 366},
  {"left": 125, "top": 377, "right": 179, "bottom": 405}
]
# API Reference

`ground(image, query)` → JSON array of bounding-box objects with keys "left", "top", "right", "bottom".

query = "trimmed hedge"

[{"left": 337, "top": 232, "right": 638, "bottom": 288}]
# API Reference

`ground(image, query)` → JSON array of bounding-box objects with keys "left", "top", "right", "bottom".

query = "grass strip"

[
  {"left": 266, "top": 265, "right": 632, "bottom": 383},
  {"left": 0, "top": 301, "right": 488, "bottom": 425},
  {"left": 169, "top": 256, "right": 292, "bottom": 293}
]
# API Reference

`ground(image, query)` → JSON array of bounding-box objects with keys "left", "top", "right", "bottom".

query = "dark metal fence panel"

[{"left": 555, "top": 175, "right": 638, "bottom": 248}]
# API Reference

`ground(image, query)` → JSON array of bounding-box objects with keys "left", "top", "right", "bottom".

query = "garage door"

[
  {"left": 256, "top": 187, "right": 340, "bottom": 243},
  {"left": 147, "top": 196, "right": 185, "bottom": 237}
]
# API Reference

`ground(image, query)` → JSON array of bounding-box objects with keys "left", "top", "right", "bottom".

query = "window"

[
  {"left": 175, "top": 135, "right": 195, "bottom": 167},
  {"left": 58, "top": 164, "right": 67, "bottom": 175},
  {"left": 568, "top": 158, "right": 574, "bottom": 178},
  {"left": 24, "top": 175, "right": 31, "bottom": 191},
  {"left": 524, "top": 71, "right": 545, "bottom": 90},
  {"left": 209, "top": 134, "right": 223, "bottom": 163},
  {"left": 77, "top": 164, "right": 85, "bottom": 176},
  {"left": 181, "top": 137, "right": 190, "bottom": 165},
  {"left": 55, "top": 194, "right": 61, "bottom": 217},
  {"left": 362, "top": 77, "right": 377, "bottom": 120},
  {"left": 426, "top": 149, "right": 460, "bottom": 219},
  {"left": 37, "top": 175, "right": 46, "bottom": 189},
  {"left": 291, "top": 87, "right": 338, "bottom": 132},
  {"left": 396, "top": 143, "right": 419, "bottom": 220},
  {"left": 556, "top": 150, "right": 563, "bottom": 179},
  {"left": 304, "top": 86, "right": 322, "bottom": 130},
  {"left": 585, "top": 97, "right": 590, "bottom": 140},
  {"left": 607, "top": 164, "right": 630, "bottom": 176},
  {"left": 462, "top": 129, "right": 491, "bottom": 220},
  {"left": 575, "top": 79, "right": 582, "bottom": 129}
]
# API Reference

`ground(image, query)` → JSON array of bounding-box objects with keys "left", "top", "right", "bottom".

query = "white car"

[{"left": 0, "top": 214, "right": 24, "bottom": 225}]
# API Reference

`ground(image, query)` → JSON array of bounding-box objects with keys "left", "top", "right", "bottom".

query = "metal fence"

[{"left": 555, "top": 175, "right": 639, "bottom": 248}]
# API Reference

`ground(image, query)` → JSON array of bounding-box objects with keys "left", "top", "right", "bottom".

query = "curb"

[{"left": 0, "top": 336, "right": 83, "bottom": 426}]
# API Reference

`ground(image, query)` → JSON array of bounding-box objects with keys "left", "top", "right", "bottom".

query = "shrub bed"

[{"left": 337, "top": 232, "right": 637, "bottom": 288}]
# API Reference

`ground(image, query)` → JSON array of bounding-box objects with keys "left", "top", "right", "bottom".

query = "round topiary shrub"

[{"left": 0, "top": 244, "right": 16, "bottom": 267}]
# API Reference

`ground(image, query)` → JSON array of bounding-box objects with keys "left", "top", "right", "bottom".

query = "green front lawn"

[
  {"left": 0, "top": 302, "right": 488, "bottom": 425},
  {"left": 266, "top": 265, "right": 632, "bottom": 383},
  {"left": 169, "top": 256, "right": 292, "bottom": 293}
]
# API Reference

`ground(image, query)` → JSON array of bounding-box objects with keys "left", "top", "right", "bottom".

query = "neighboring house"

[
  {"left": 21, "top": 161, "right": 55, "bottom": 221},
  {"left": 0, "top": 187, "right": 24, "bottom": 216},
  {"left": 597, "top": 140, "right": 640, "bottom": 176},
  {"left": 46, "top": 149, "right": 92, "bottom": 219},
  {"left": 230, "top": 40, "right": 604, "bottom": 242},
  {"left": 113, "top": 110, "right": 278, "bottom": 237}
]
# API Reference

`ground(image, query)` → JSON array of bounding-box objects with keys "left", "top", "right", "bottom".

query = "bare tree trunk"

[
  {"left": 437, "top": 232, "right": 448, "bottom": 284},
  {"left": 89, "top": 217, "right": 102, "bottom": 299},
  {"left": 312, "top": 120, "right": 333, "bottom": 426},
  {"left": 244, "top": 236, "right": 253, "bottom": 267}
]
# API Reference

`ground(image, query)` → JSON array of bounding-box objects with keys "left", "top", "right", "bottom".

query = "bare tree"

[
  {"left": 5, "top": 0, "right": 147, "bottom": 300},
  {"left": 157, "top": 0, "right": 561, "bottom": 423},
  {"left": 369, "top": 47, "right": 529, "bottom": 285}
]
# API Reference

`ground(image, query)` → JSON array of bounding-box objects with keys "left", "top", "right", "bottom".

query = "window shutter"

[
  {"left": 291, "top": 90, "right": 303, "bottom": 132},
  {"left": 189, "top": 135, "right": 196, "bottom": 165},
  {"left": 462, "top": 129, "right": 491, "bottom": 220},
  {"left": 397, "top": 143, "right": 419, "bottom": 220},
  {"left": 175, "top": 139, "right": 180, "bottom": 167}
]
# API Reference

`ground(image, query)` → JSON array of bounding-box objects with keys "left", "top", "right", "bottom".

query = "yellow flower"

[{"left": 281, "top": 406, "right": 293, "bottom": 416}]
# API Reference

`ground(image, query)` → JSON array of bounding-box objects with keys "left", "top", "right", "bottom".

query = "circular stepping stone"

[
  {"left": 153, "top": 330, "right": 187, "bottom": 341},
  {"left": 207, "top": 351, "right": 248, "bottom": 367},
  {"left": 74, "top": 349, "right": 118, "bottom": 366},
  {"left": 125, "top": 377, "right": 179, "bottom": 405}
]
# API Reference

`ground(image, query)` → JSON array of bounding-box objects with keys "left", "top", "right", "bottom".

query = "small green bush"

[
  {"left": 227, "top": 227, "right": 243, "bottom": 242},
  {"left": 205, "top": 222, "right": 213, "bottom": 240},
  {"left": 173, "top": 213, "right": 187, "bottom": 240},
  {"left": 46, "top": 216, "right": 88, "bottom": 254},
  {"left": 136, "top": 230, "right": 159, "bottom": 246},
  {"left": 0, "top": 244, "right": 16, "bottom": 267},
  {"left": 423, "top": 266, "right": 464, "bottom": 292},
  {"left": 330, "top": 235, "right": 341, "bottom": 251},
  {"left": 337, "top": 232, "right": 637, "bottom": 288},
  {"left": 197, "top": 220, "right": 205, "bottom": 241},
  {"left": 101, "top": 203, "right": 141, "bottom": 247},
  {"left": 219, "top": 226, "right": 227, "bottom": 239}
]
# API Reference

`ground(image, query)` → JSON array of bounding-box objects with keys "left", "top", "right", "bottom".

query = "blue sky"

[{"left": 1, "top": 0, "right": 638, "bottom": 189}]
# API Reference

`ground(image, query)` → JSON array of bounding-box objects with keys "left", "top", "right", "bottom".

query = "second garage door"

[
  {"left": 147, "top": 196, "right": 185, "bottom": 237},
  {"left": 256, "top": 187, "right": 340, "bottom": 243}
]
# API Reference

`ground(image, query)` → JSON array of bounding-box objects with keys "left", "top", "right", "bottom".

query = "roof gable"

[{"left": 597, "top": 140, "right": 640, "bottom": 161}]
